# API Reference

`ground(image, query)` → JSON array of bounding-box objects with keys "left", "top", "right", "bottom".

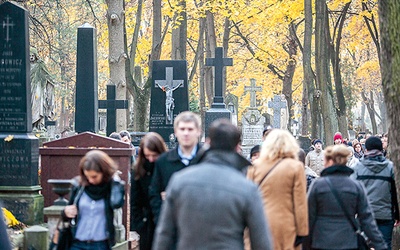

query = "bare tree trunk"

[
  {"left": 361, "top": 90, "right": 378, "bottom": 134},
  {"left": 205, "top": 11, "right": 216, "bottom": 107},
  {"left": 282, "top": 22, "right": 298, "bottom": 131},
  {"left": 222, "top": 17, "right": 230, "bottom": 96},
  {"left": 171, "top": 0, "right": 187, "bottom": 60},
  {"left": 377, "top": 92, "right": 387, "bottom": 133},
  {"left": 199, "top": 17, "right": 206, "bottom": 128},
  {"left": 330, "top": 2, "right": 351, "bottom": 138},
  {"left": 302, "top": 0, "right": 313, "bottom": 136},
  {"left": 378, "top": 0, "right": 400, "bottom": 248},
  {"left": 315, "top": 0, "right": 336, "bottom": 145},
  {"left": 106, "top": 0, "right": 127, "bottom": 133}
]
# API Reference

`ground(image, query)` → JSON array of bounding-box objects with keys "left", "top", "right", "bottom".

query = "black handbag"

[
  {"left": 325, "top": 177, "right": 370, "bottom": 250},
  {"left": 55, "top": 220, "right": 73, "bottom": 250},
  {"left": 50, "top": 186, "right": 84, "bottom": 250}
]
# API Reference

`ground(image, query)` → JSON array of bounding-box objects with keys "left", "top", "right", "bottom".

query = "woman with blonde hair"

[
  {"left": 306, "top": 144, "right": 386, "bottom": 249},
  {"left": 246, "top": 129, "right": 308, "bottom": 249}
]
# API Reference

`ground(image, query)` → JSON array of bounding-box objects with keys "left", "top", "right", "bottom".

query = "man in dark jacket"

[
  {"left": 153, "top": 119, "right": 273, "bottom": 250},
  {"left": 149, "top": 111, "right": 202, "bottom": 223},
  {"left": 351, "top": 136, "right": 400, "bottom": 248}
]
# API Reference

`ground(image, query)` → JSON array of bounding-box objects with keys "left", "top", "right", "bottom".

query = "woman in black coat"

[
  {"left": 131, "top": 132, "right": 167, "bottom": 250},
  {"left": 306, "top": 144, "right": 387, "bottom": 250}
]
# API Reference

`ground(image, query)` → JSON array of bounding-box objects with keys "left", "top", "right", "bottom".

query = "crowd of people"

[
  {"left": 127, "top": 116, "right": 398, "bottom": 250},
  {"left": 34, "top": 111, "right": 397, "bottom": 250}
]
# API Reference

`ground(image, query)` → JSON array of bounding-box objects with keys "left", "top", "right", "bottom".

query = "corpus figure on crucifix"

[{"left": 155, "top": 67, "right": 183, "bottom": 124}]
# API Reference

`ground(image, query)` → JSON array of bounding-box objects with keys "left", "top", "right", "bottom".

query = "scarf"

[{"left": 84, "top": 182, "right": 110, "bottom": 201}]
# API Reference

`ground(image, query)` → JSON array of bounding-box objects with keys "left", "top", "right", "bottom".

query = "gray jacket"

[
  {"left": 307, "top": 165, "right": 387, "bottom": 249},
  {"left": 350, "top": 154, "right": 399, "bottom": 221},
  {"left": 153, "top": 150, "right": 273, "bottom": 250}
]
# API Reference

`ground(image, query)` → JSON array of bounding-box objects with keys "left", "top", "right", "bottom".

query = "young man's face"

[
  {"left": 314, "top": 142, "right": 322, "bottom": 150},
  {"left": 174, "top": 121, "right": 201, "bottom": 148},
  {"left": 382, "top": 137, "right": 388, "bottom": 150}
]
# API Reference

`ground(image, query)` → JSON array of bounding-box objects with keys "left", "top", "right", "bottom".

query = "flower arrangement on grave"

[{"left": 2, "top": 208, "right": 25, "bottom": 230}]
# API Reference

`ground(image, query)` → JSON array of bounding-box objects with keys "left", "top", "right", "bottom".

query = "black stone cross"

[
  {"left": 98, "top": 85, "right": 128, "bottom": 136},
  {"left": 206, "top": 47, "right": 233, "bottom": 108}
]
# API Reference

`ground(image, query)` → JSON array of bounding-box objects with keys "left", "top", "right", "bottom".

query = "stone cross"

[
  {"left": 244, "top": 78, "right": 262, "bottom": 108},
  {"left": 155, "top": 67, "right": 183, "bottom": 124},
  {"left": 268, "top": 95, "right": 287, "bottom": 129},
  {"left": 98, "top": 85, "right": 128, "bottom": 136},
  {"left": 3, "top": 15, "right": 14, "bottom": 42},
  {"left": 206, "top": 47, "right": 233, "bottom": 108}
]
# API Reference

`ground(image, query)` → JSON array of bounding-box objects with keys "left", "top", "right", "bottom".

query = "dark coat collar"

[
  {"left": 166, "top": 144, "right": 202, "bottom": 162},
  {"left": 320, "top": 164, "right": 354, "bottom": 177},
  {"left": 200, "top": 149, "right": 251, "bottom": 171}
]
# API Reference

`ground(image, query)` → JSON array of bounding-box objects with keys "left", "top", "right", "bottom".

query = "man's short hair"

[
  {"left": 365, "top": 136, "right": 383, "bottom": 151},
  {"left": 208, "top": 119, "right": 241, "bottom": 151},
  {"left": 174, "top": 111, "right": 201, "bottom": 130},
  {"left": 119, "top": 130, "right": 131, "bottom": 139}
]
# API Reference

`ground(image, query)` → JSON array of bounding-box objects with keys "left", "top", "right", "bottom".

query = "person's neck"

[{"left": 179, "top": 144, "right": 197, "bottom": 157}]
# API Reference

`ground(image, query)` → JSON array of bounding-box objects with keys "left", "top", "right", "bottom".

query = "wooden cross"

[
  {"left": 98, "top": 85, "right": 128, "bottom": 136},
  {"left": 206, "top": 47, "right": 233, "bottom": 108}
]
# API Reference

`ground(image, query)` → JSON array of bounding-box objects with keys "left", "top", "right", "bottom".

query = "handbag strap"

[
  {"left": 325, "top": 177, "right": 359, "bottom": 232},
  {"left": 258, "top": 159, "right": 283, "bottom": 187},
  {"left": 73, "top": 186, "right": 85, "bottom": 205}
]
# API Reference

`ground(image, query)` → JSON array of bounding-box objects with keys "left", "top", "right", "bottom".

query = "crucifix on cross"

[{"left": 155, "top": 67, "right": 184, "bottom": 124}]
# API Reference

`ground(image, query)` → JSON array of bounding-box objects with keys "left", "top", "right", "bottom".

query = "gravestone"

[
  {"left": 149, "top": 60, "right": 188, "bottom": 148},
  {"left": 204, "top": 47, "right": 232, "bottom": 136},
  {"left": 241, "top": 79, "right": 264, "bottom": 156},
  {"left": 0, "top": 2, "right": 43, "bottom": 225},
  {"left": 40, "top": 132, "right": 133, "bottom": 239},
  {"left": 225, "top": 93, "right": 238, "bottom": 126},
  {"left": 75, "top": 23, "right": 98, "bottom": 133},
  {"left": 99, "top": 84, "right": 128, "bottom": 136},
  {"left": 268, "top": 94, "right": 288, "bottom": 129}
]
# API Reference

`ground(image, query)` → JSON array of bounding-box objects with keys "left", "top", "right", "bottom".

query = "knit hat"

[
  {"left": 250, "top": 145, "right": 260, "bottom": 157},
  {"left": 333, "top": 133, "right": 343, "bottom": 141},
  {"left": 313, "top": 139, "right": 323, "bottom": 145},
  {"left": 365, "top": 136, "right": 383, "bottom": 151}
]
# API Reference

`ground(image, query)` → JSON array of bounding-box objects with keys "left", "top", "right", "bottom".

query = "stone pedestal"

[
  {"left": 24, "top": 225, "right": 49, "bottom": 250},
  {"left": 0, "top": 188, "right": 43, "bottom": 225},
  {"left": 204, "top": 108, "right": 231, "bottom": 137},
  {"left": 43, "top": 205, "right": 64, "bottom": 240}
]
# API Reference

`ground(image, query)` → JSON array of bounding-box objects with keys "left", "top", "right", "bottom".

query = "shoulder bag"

[
  {"left": 257, "top": 159, "right": 283, "bottom": 187},
  {"left": 50, "top": 186, "right": 84, "bottom": 250},
  {"left": 325, "top": 177, "right": 370, "bottom": 250}
]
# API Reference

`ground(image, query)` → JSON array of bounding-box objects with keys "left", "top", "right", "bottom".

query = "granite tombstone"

[
  {"left": 149, "top": 60, "right": 188, "bottom": 148},
  {"left": 75, "top": 23, "right": 98, "bottom": 133},
  {"left": 241, "top": 79, "right": 264, "bottom": 156},
  {"left": 204, "top": 47, "right": 232, "bottom": 136},
  {"left": 268, "top": 94, "right": 288, "bottom": 129},
  {"left": 98, "top": 84, "right": 128, "bottom": 137},
  {"left": 0, "top": 2, "right": 43, "bottom": 225}
]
